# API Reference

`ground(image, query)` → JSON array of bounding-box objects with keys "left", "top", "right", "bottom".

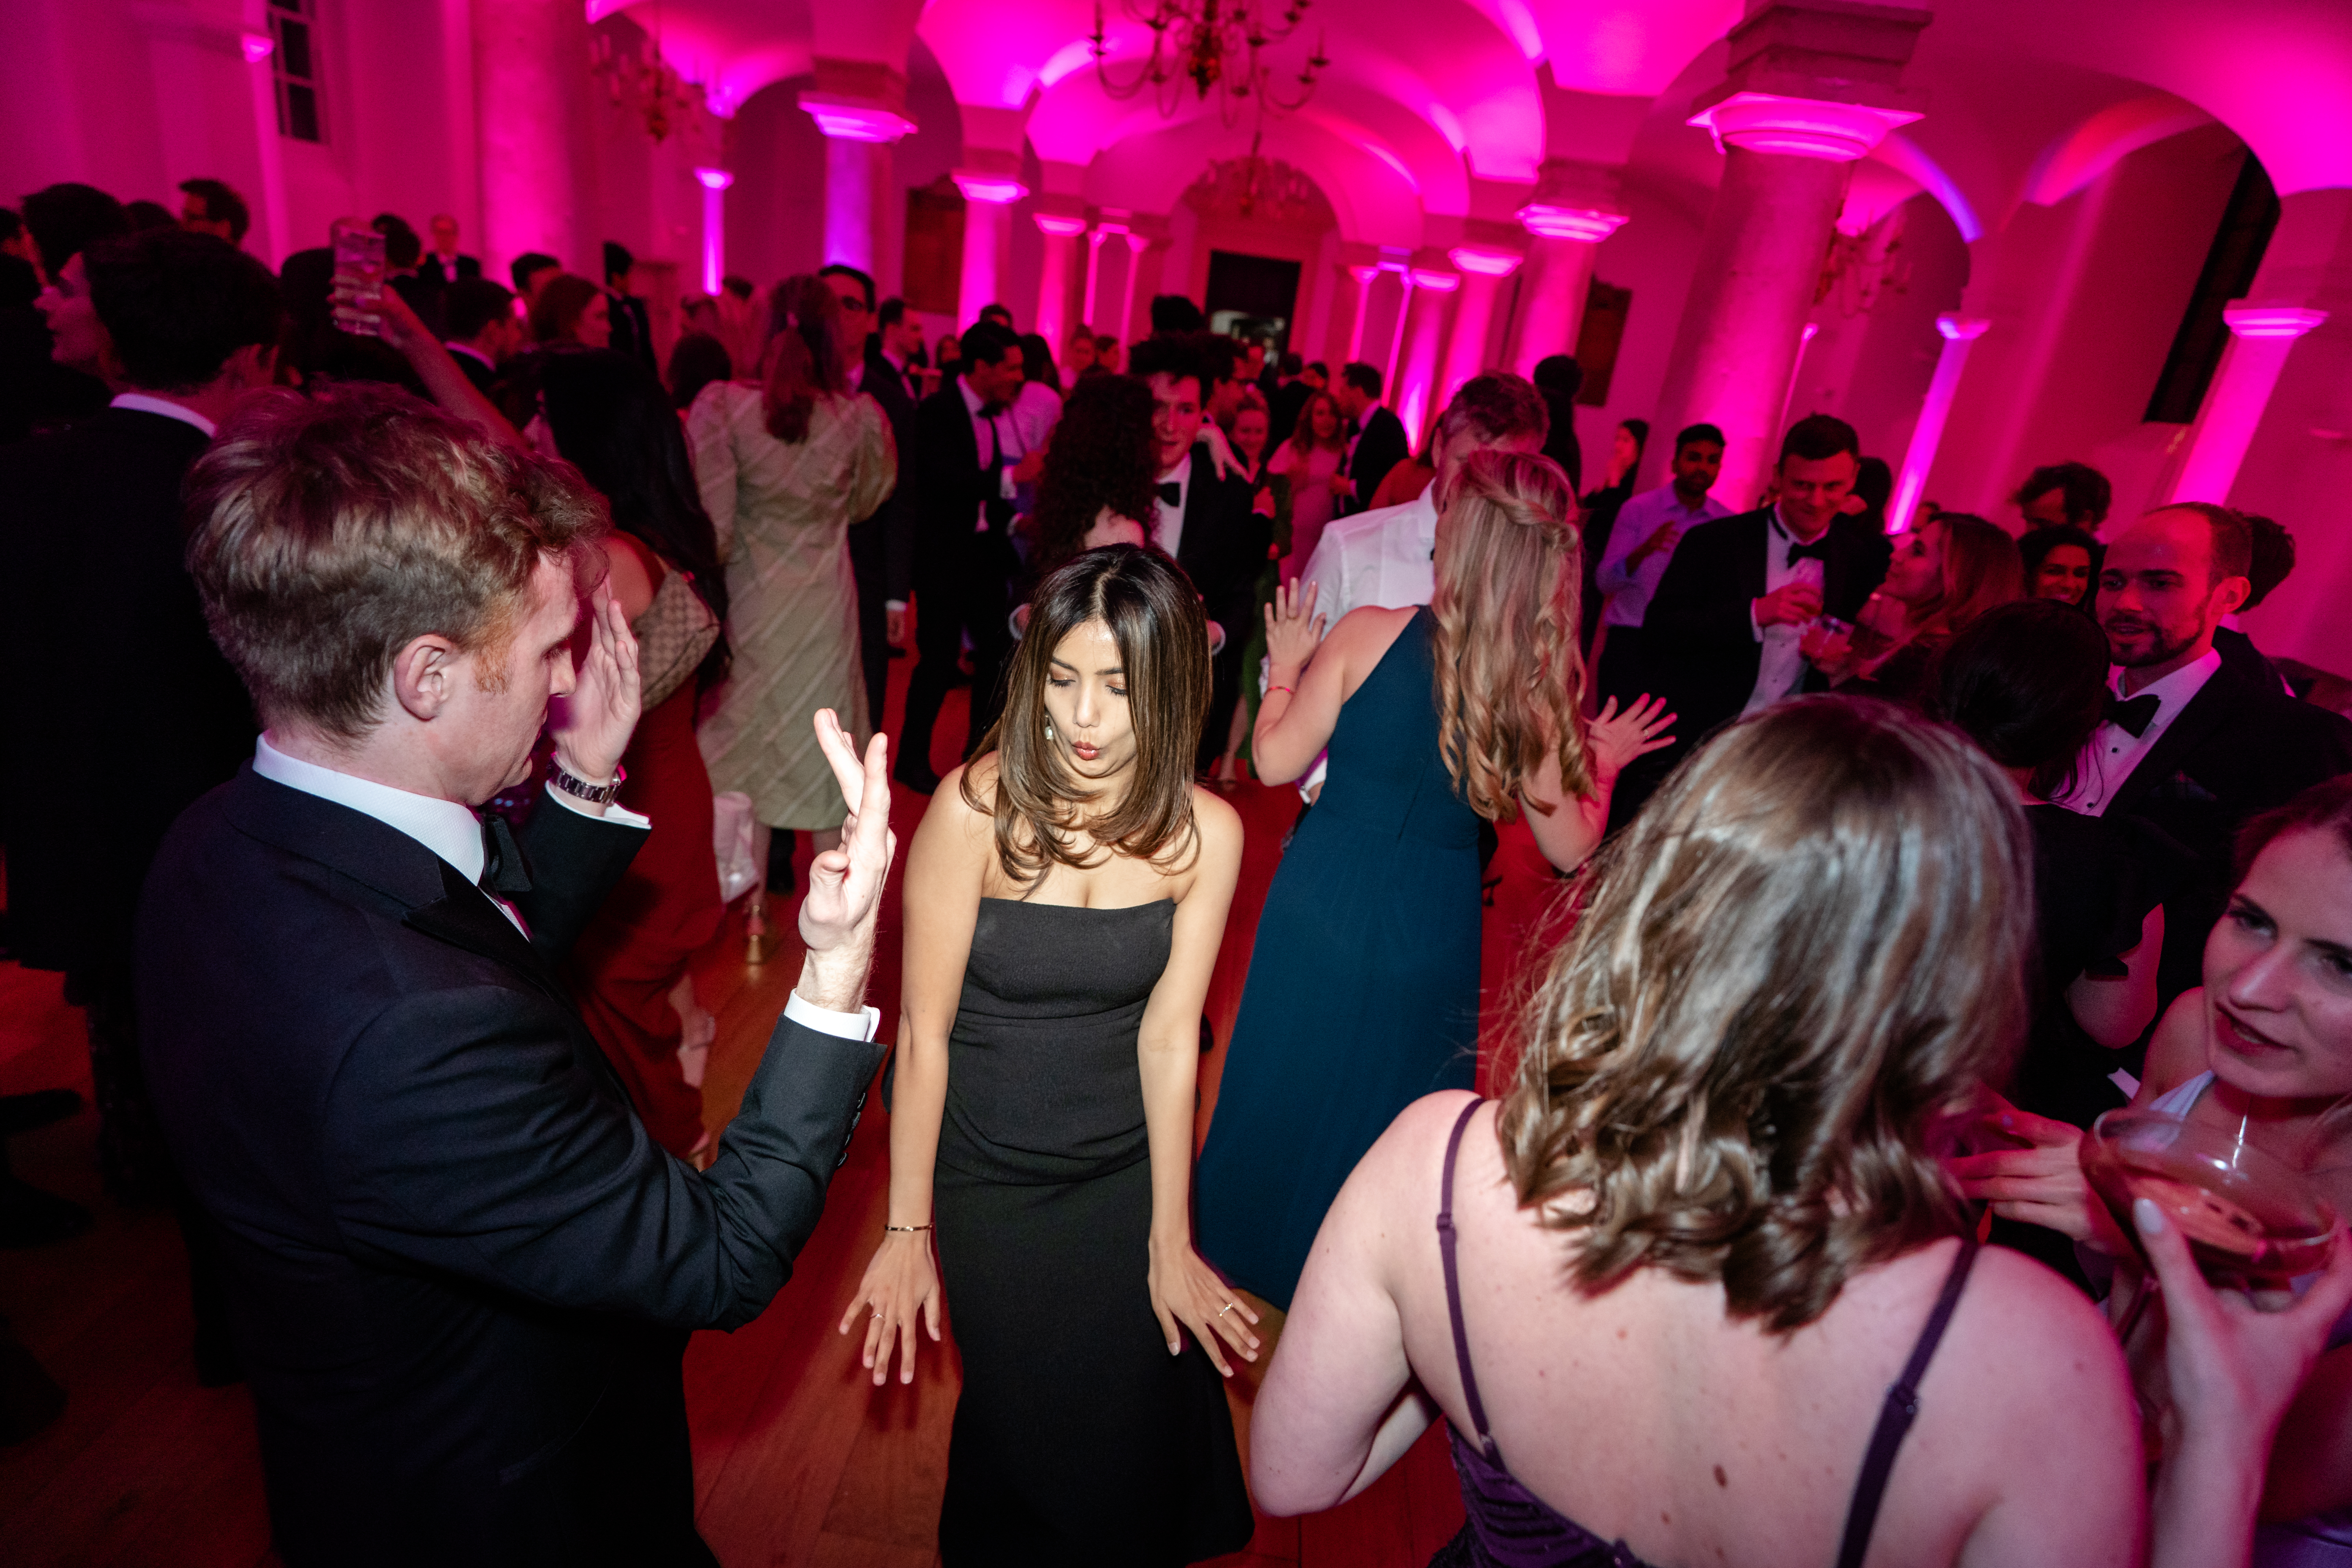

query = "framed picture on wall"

[{"left": 903, "top": 177, "right": 965, "bottom": 318}]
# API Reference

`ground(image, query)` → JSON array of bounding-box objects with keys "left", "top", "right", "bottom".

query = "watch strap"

[{"left": 550, "top": 759, "right": 625, "bottom": 805}]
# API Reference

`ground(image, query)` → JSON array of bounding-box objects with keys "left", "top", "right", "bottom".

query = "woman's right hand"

[
  {"left": 1949, "top": 1103, "right": 2130, "bottom": 1253},
  {"left": 837, "top": 1229, "right": 942, "bottom": 1386},
  {"left": 1263, "top": 579, "right": 1327, "bottom": 672}
]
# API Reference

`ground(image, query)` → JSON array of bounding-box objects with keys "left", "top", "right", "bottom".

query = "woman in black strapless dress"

[{"left": 839, "top": 545, "right": 1258, "bottom": 1564}]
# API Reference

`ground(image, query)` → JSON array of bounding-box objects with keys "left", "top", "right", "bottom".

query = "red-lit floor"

[{"left": 0, "top": 645, "right": 1513, "bottom": 1567}]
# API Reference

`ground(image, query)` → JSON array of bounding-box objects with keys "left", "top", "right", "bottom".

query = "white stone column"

[
  {"left": 1343, "top": 264, "right": 1379, "bottom": 361},
  {"left": 1441, "top": 247, "right": 1521, "bottom": 407},
  {"left": 2169, "top": 305, "right": 2331, "bottom": 503},
  {"left": 1082, "top": 226, "right": 1115, "bottom": 332},
  {"left": 1396, "top": 267, "right": 1459, "bottom": 443},
  {"left": 952, "top": 169, "right": 1027, "bottom": 328},
  {"left": 474, "top": 0, "right": 594, "bottom": 277},
  {"left": 1032, "top": 210, "right": 1087, "bottom": 354},
  {"left": 1118, "top": 231, "right": 1150, "bottom": 343},
  {"left": 1383, "top": 268, "right": 1416, "bottom": 389},
  {"left": 800, "top": 94, "right": 915, "bottom": 278},
  {"left": 1510, "top": 213, "right": 1626, "bottom": 377},
  {"left": 1888, "top": 314, "right": 1989, "bottom": 530},
  {"left": 691, "top": 167, "right": 732, "bottom": 296}
]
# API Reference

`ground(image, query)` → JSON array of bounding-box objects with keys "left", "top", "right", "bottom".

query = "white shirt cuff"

[
  {"left": 545, "top": 780, "right": 651, "bottom": 829},
  {"left": 784, "top": 989, "right": 882, "bottom": 1042},
  {"left": 886, "top": 599, "right": 907, "bottom": 612},
  {"left": 1748, "top": 603, "right": 1765, "bottom": 642}
]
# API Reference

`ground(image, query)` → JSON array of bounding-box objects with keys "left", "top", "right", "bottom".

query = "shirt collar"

[
  {"left": 110, "top": 392, "right": 215, "bottom": 438},
  {"left": 2112, "top": 647, "right": 2223, "bottom": 713},
  {"left": 881, "top": 347, "right": 906, "bottom": 372},
  {"left": 252, "top": 735, "right": 487, "bottom": 884},
  {"left": 1411, "top": 481, "right": 1438, "bottom": 549},
  {"left": 445, "top": 341, "right": 494, "bottom": 368},
  {"left": 1160, "top": 450, "right": 1194, "bottom": 493},
  {"left": 958, "top": 376, "right": 985, "bottom": 417}
]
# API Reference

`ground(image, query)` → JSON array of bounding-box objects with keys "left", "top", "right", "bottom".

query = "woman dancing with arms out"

[
  {"left": 839, "top": 544, "right": 1259, "bottom": 1564},
  {"left": 1252, "top": 698, "right": 2352, "bottom": 1568},
  {"left": 1195, "top": 450, "right": 1674, "bottom": 1312}
]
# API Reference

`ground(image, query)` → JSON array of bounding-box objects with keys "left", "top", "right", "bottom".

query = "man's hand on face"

[{"left": 550, "top": 577, "right": 641, "bottom": 784}]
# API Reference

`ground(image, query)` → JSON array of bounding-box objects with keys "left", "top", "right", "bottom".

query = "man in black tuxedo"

[
  {"left": 859, "top": 295, "right": 925, "bottom": 721},
  {"left": 603, "top": 241, "right": 658, "bottom": 374},
  {"left": 1622, "top": 413, "right": 1893, "bottom": 829},
  {"left": 1265, "top": 350, "right": 1310, "bottom": 448},
  {"left": 2058, "top": 503, "right": 2352, "bottom": 1000},
  {"left": 142, "top": 383, "right": 894, "bottom": 1567},
  {"left": 1130, "top": 335, "right": 1275, "bottom": 773},
  {"left": 439, "top": 277, "right": 519, "bottom": 397},
  {"left": 1336, "top": 361, "right": 1408, "bottom": 512},
  {"left": 421, "top": 212, "right": 483, "bottom": 288},
  {"left": 897, "top": 318, "right": 1032, "bottom": 793}
]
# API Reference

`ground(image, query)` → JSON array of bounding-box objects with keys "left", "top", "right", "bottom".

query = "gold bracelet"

[{"left": 886, "top": 1223, "right": 933, "bottom": 1234}]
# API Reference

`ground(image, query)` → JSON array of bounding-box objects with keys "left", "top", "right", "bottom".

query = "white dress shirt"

[
  {"left": 2054, "top": 648, "right": 2223, "bottom": 817},
  {"left": 1297, "top": 481, "right": 1439, "bottom": 629},
  {"left": 1740, "top": 507, "right": 1829, "bottom": 717},
  {"left": 111, "top": 391, "right": 215, "bottom": 438},
  {"left": 1594, "top": 483, "right": 1731, "bottom": 628},
  {"left": 445, "top": 341, "right": 495, "bottom": 374},
  {"left": 957, "top": 377, "right": 1022, "bottom": 529},
  {"left": 1008, "top": 378, "right": 1062, "bottom": 456},
  {"left": 1154, "top": 451, "right": 1193, "bottom": 560},
  {"left": 250, "top": 737, "right": 874, "bottom": 1040}
]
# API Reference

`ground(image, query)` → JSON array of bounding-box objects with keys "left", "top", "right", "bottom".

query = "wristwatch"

[{"left": 550, "top": 759, "right": 625, "bottom": 806}]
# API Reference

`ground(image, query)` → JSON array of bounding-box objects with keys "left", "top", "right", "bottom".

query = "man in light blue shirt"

[{"left": 1592, "top": 421, "right": 1728, "bottom": 710}]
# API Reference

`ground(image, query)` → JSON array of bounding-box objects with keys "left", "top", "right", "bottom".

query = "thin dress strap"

[
  {"left": 1435, "top": 1096, "right": 1500, "bottom": 1464},
  {"left": 1833, "top": 1238, "right": 1981, "bottom": 1568}
]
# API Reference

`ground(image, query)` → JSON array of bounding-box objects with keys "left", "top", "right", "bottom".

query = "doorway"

[{"left": 1205, "top": 250, "right": 1302, "bottom": 356}]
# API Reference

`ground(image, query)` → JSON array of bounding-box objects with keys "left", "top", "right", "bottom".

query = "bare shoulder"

[
  {"left": 919, "top": 760, "right": 996, "bottom": 849},
  {"left": 2139, "top": 987, "right": 2209, "bottom": 1103},
  {"left": 1187, "top": 784, "right": 1243, "bottom": 854},
  {"left": 1357, "top": 1090, "right": 1485, "bottom": 1202},
  {"left": 1933, "top": 1242, "right": 2136, "bottom": 1444},
  {"left": 602, "top": 531, "right": 660, "bottom": 620}
]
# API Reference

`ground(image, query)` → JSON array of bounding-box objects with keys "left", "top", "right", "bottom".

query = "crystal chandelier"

[
  {"left": 589, "top": 13, "right": 708, "bottom": 143},
  {"left": 1091, "top": 0, "right": 1330, "bottom": 126}
]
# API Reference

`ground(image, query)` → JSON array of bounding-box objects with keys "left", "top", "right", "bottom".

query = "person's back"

[{"left": 1251, "top": 699, "right": 2147, "bottom": 1568}]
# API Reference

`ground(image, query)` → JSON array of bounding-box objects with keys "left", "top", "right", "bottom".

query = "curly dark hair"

[{"left": 1028, "top": 373, "right": 1158, "bottom": 579}]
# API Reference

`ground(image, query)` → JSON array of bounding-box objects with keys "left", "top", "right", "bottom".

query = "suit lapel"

[
  {"left": 2109, "top": 666, "right": 2238, "bottom": 819},
  {"left": 1735, "top": 511, "right": 1771, "bottom": 604},
  {"left": 1177, "top": 443, "right": 1216, "bottom": 573}
]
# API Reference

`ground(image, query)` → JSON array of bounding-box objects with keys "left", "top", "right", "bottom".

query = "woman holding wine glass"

[{"left": 1956, "top": 773, "right": 2352, "bottom": 1560}]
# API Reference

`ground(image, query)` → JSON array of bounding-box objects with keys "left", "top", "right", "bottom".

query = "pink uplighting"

[
  {"left": 1408, "top": 269, "right": 1462, "bottom": 292},
  {"left": 240, "top": 32, "right": 274, "bottom": 64},
  {"left": 2172, "top": 304, "right": 2333, "bottom": 504},
  {"left": 693, "top": 168, "right": 731, "bottom": 295},
  {"left": 951, "top": 172, "right": 1029, "bottom": 205},
  {"left": 1517, "top": 204, "right": 1628, "bottom": 243},
  {"left": 1688, "top": 93, "right": 1922, "bottom": 163},
  {"left": 799, "top": 95, "right": 918, "bottom": 144},
  {"left": 693, "top": 167, "right": 734, "bottom": 192},
  {"left": 1448, "top": 247, "right": 1522, "bottom": 278},
  {"left": 2222, "top": 304, "right": 2329, "bottom": 340},
  {"left": 1891, "top": 315, "right": 1993, "bottom": 532}
]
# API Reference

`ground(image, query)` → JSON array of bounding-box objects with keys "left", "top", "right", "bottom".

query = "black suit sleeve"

[
  {"left": 512, "top": 791, "right": 648, "bottom": 963},
  {"left": 908, "top": 394, "right": 999, "bottom": 557},
  {"left": 324, "top": 993, "right": 882, "bottom": 1332},
  {"left": 1352, "top": 411, "right": 1408, "bottom": 511},
  {"left": 1642, "top": 527, "right": 1756, "bottom": 670}
]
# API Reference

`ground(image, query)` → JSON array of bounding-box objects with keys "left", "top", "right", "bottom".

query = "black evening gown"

[{"left": 933, "top": 897, "right": 1254, "bottom": 1565}]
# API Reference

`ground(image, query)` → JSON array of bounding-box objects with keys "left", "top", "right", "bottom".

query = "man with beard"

[{"left": 2057, "top": 502, "right": 2352, "bottom": 1000}]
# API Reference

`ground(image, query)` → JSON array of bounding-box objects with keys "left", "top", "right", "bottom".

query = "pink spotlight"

[
  {"left": 1409, "top": 269, "right": 1462, "bottom": 292},
  {"left": 1448, "top": 247, "right": 1522, "bottom": 278},
  {"left": 1687, "top": 92, "right": 1920, "bottom": 163},
  {"left": 2221, "top": 304, "right": 2328, "bottom": 339},
  {"left": 952, "top": 173, "right": 1030, "bottom": 206},
  {"left": 1517, "top": 204, "right": 1628, "bottom": 243},
  {"left": 799, "top": 95, "right": 918, "bottom": 144},
  {"left": 692, "top": 168, "right": 732, "bottom": 296},
  {"left": 240, "top": 31, "right": 274, "bottom": 63}
]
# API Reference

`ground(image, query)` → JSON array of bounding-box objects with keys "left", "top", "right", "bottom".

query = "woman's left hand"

[
  {"left": 1148, "top": 1236, "right": 1261, "bottom": 1377},
  {"left": 1584, "top": 694, "right": 1675, "bottom": 782}
]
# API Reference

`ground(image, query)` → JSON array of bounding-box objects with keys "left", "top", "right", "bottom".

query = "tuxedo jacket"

[
  {"left": 1642, "top": 506, "right": 1893, "bottom": 746},
  {"left": 861, "top": 344, "right": 922, "bottom": 601},
  {"left": 907, "top": 383, "right": 1017, "bottom": 579},
  {"left": 137, "top": 770, "right": 884, "bottom": 1566},
  {"left": 1349, "top": 405, "right": 1410, "bottom": 512},
  {"left": 2104, "top": 662, "right": 2352, "bottom": 996},
  {"left": 1173, "top": 441, "right": 1274, "bottom": 651},
  {"left": 421, "top": 252, "right": 483, "bottom": 288},
  {"left": 0, "top": 407, "right": 257, "bottom": 988},
  {"left": 608, "top": 292, "right": 657, "bottom": 374}
]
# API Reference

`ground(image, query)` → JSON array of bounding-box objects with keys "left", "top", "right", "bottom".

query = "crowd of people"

[{"left": 4, "top": 170, "right": 2352, "bottom": 1568}]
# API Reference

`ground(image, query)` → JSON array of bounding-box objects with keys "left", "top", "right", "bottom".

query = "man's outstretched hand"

[{"left": 797, "top": 710, "right": 896, "bottom": 1013}]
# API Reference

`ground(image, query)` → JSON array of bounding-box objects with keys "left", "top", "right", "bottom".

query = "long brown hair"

[
  {"left": 1910, "top": 512, "right": 2023, "bottom": 639},
  {"left": 1498, "top": 698, "right": 2033, "bottom": 1332},
  {"left": 1029, "top": 374, "right": 1158, "bottom": 579},
  {"left": 964, "top": 545, "right": 1208, "bottom": 886},
  {"left": 760, "top": 274, "right": 848, "bottom": 443},
  {"left": 1430, "top": 449, "right": 1593, "bottom": 819},
  {"left": 1287, "top": 388, "right": 1347, "bottom": 459},
  {"left": 528, "top": 272, "right": 601, "bottom": 344}
]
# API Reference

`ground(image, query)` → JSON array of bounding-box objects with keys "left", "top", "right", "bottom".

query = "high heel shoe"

[{"left": 743, "top": 894, "right": 774, "bottom": 965}]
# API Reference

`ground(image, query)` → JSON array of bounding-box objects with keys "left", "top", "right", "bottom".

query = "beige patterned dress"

[{"left": 688, "top": 380, "right": 896, "bottom": 829}]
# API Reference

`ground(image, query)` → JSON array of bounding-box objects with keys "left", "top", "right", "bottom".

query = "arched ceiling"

[{"left": 589, "top": 0, "right": 2351, "bottom": 243}]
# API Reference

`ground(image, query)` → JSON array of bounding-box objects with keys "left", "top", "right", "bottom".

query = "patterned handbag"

[{"left": 632, "top": 568, "right": 722, "bottom": 710}]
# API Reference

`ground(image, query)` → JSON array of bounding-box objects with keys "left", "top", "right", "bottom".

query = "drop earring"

[{"left": 1045, "top": 717, "right": 1055, "bottom": 740}]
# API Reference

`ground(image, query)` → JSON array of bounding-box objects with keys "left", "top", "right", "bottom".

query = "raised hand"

[
  {"left": 838, "top": 1227, "right": 942, "bottom": 1387},
  {"left": 1148, "top": 1236, "right": 1261, "bottom": 1377},
  {"left": 797, "top": 710, "right": 895, "bottom": 1011},
  {"left": 550, "top": 578, "right": 641, "bottom": 785},
  {"left": 1263, "top": 579, "right": 1327, "bottom": 674},
  {"left": 1584, "top": 694, "right": 1676, "bottom": 783}
]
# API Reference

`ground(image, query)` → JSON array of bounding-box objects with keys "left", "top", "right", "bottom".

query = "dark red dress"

[{"left": 561, "top": 684, "right": 724, "bottom": 1156}]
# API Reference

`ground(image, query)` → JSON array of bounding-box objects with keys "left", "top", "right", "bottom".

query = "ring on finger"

[{"left": 1216, "top": 1302, "right": 1237, "bottom": 1319}]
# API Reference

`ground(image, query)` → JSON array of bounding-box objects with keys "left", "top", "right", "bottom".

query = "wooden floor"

[{"left": 0, "top": 653, "right": 1481, "bottom": 1567}]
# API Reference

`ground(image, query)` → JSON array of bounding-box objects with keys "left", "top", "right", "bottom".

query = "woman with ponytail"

[
  {"left": 1195, "top": 449, "right": 1674, "bottom": 1311},
  {"left": 687, "top": 274, "right": 895, "bottom": 946}
]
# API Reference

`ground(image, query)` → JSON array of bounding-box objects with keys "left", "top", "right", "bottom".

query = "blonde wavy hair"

[
  {"left": 1430, "top": 449, "right": 1593, "bottom": 819},
  {"left": 1496, "top": 698, "right": 2033, "bottom": 1332}
]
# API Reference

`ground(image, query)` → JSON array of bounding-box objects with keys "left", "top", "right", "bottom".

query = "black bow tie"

[
  {"left": 479, "top": 813, "right": 533, "bottom": 897},
  {"left": 2105, "top": 692, "right": 2161, "bottom": 738},
  {"left": 1158, "top": 481, "right": 1183, "bottom": 508},
  {"left": 1785, "top": 536, "right": 1833, "bottom": 568},
  {"left": 977, "top": 399, "right": 1009, "bottom": 420}
]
